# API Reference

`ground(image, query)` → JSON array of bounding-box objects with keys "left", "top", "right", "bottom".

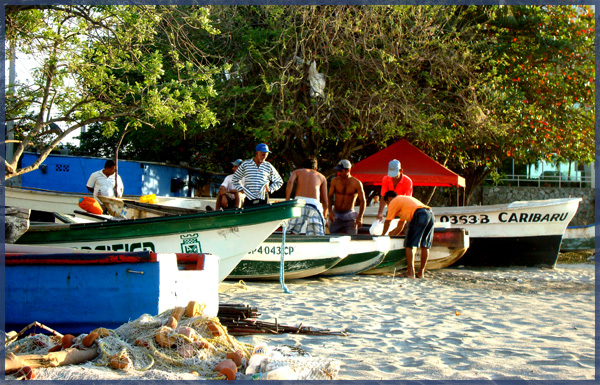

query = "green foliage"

[
  {"left": 9, "top": 5, "right": 594, "bottom": 202},
  {"left": 437, "top": 5, "right": 595, "bottom": 200},
  {"left": 5, "top": 5, "right": 223, "bottom": 179}
]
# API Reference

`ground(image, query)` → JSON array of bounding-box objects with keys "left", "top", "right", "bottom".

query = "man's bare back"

[{"left": 286, "top": 168, "right": 328, "bottom": 216}]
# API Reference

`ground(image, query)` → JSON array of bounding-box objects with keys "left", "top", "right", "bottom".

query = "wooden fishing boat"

[
  {"left": 5, "top": 246, "right": 219, "bottom": 334},
  {"left": 227, "top": 234, "right": 351, "bottom": 280},
  {"left": 15, "top": 200, "right": 304, "bottom": 281},
  {"left": 4, "top": 186, "right": 216, "bottom": 220},
  {"left": 360, "top": 228, "right": 470, "bottom": 275},
  {"left": 319, "top": 235, "right": 390, "bottom": 276},
  {"left": 365, "top": 197, "right": 581, "bottom": 268}
]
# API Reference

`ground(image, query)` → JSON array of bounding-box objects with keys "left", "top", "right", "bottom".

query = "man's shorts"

[
  {"left": 405, "top": 208, "right": 434, "bottom": 248},
  {"left": 329, "top": 210, "right": 358, "bottom": 235}
]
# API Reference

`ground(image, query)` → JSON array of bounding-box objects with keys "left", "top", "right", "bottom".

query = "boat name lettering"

[
  {"left": 80, "top": 242, "right": 155, "bottom": 252},
  {"left": 439, "top": 214, "right": 490, "bottom": 225},
  {"left": 498, "top": 212, "right": 569, "bottom": 223},
  {"left": 250, "top": 246, "right": 295, "bottom": 255}
]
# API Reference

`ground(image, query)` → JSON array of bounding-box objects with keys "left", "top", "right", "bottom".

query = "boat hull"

[
  {"left": 5, "top": 251, "right": 219, "bottom": 334},
  {"left": 365, "top": 198, "right": 581, "bottom": 268},
  {"left": 227, "top": 234, "right": 351, "bottom": 280},
  {"left": 320, "top": 235, "right": 390, "bottom": 276},
  {"left": 5, "top": 186, "right": 216, "bottom": 220},
  {"left": 360, "top": 228, "right": 470, "bottom": 274},
  {"left": 16, "top": 200, "right": 304, "bottom": 281},
  {"left": 434, "top": 198, "right": 581, "bottom": 268},
  {"left": 452, "top": 234, "right": 562, "bottom": 267},
  {"left": 560, "top": 224, "right": 596, "bottom": 251}
]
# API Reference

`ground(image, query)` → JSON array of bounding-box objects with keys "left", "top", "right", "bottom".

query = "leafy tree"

[
  {"left": 201, "top": 5, "right": 495, "bottom": 177},
  {"left": 64, "top": 5, "right": 593, "bottom": 204},
  {"left": 429, "top": 5, "right": 595, "bottom": 201},
  {"left": 4, "top": 5, "right": 224, "bottom": 180}
]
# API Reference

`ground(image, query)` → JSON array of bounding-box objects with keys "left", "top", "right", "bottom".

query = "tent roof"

[{"left": 352, "top": 139, "right": 466, "bottom": 188}]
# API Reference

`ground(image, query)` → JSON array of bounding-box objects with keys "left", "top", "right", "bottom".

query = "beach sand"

[{"left": 219, "top": 263, "right": 595, "bottom": 380}]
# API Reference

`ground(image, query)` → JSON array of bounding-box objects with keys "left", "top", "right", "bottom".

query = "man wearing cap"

[
  {"left": 285, "top": 158, "right": 328, "bottom": 236},
  {"left": 376, "top": 159, "right": 413, "bottom": 221},
  {"left": 216, "top": 159, "right": 244, "bottom": 210},
  {"left": 86, "top": 159, "right": 124, "bottom": 199},
  {"left": 328, "top": 159, "right": 366, "bottom": 234},
  {"left": 232, "top": 143, "right": 284, "bottom": 207},
  {"left": 381, "top": 191, "right": 434, "bottom": 278}
]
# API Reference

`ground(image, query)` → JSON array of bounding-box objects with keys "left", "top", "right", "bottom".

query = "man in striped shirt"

[{"left": 232, "top": 143, "right": 283, "bottom": 207}]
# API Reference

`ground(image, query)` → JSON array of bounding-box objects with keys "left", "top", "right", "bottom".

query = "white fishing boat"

[
  {"left": 365, "top": 197, "right": 581, "bottom": 267},
  {"left": 227, "top": 234, "right": 351, "bottom": 280},
  {"left": 360, "top": 228, "right": 470, "bottom": 275},
  {"left": 319, "top": 235, "right": 390, "bottom": 276},
  {"left": 4, "top": 186, "right": 216, "bottom": 220}
]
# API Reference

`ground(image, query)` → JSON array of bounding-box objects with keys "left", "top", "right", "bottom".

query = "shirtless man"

[
  {"left": 328, "top": 159, "right": 366, "bottom": 234},
  {"left": 285, "top": 158, "right": 328, "bottom": 235}
]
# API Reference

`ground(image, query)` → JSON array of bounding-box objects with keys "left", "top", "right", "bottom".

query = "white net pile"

[
  {"left": 5, "top": 304, "right": 342, "bottom": 380},
  {"left": 259, "top": 355, "right": 341, "bottom": 380}
]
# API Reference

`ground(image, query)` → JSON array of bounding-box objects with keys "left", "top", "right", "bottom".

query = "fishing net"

[{"left": 5, "top": 303, "right": 341, "bottom": 380}]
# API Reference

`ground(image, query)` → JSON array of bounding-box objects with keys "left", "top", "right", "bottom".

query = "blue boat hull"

[{"left": 5, "top": 251, "right": 219, "bottom": 334}]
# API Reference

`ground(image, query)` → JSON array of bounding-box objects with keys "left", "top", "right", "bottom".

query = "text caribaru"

[{"left": 439, "top": 211, "right": 570, "bottom": 225}]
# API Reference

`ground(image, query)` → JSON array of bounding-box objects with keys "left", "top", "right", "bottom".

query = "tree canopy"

[
  {"left": 6, "top": 5, "right": 595, "bottom": 203},
  {"left": 5, "top": 5, "right": 224, "bottom": 178}
]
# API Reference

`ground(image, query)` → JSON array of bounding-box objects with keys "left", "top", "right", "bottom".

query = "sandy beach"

[{"left": 219, "top": 262, "right": 595, "bottom": 380}]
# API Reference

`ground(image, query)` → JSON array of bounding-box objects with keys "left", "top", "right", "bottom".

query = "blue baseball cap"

[
  {"left": 388, "top": 159, "right": 401, "bottom": 177},
  {"left": 255, "top": 143, "right": 270, "bottom": 153},
  {"left": 231, "top": 159, "right": 242, "bottom": 166}
]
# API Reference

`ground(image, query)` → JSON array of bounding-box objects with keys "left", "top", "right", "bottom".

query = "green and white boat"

[
  {"left": 319, "top": 235, "right": 390, "bottom": 276},
  {"left": 360, "top": 228, "right": 470, "bottom": 275},
  {"left": 227, "top": 234, "right": 351, "bottom": 280},
  {"left": 16, "top": 200, "right": 304, "bottom": 282}
]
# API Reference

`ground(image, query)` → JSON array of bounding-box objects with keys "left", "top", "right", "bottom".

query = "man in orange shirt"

[
  {"left": 376, "top": 159, "right": 413, "bottom": 221},
  {"left": 381, "top": 191, "right": 434, "bottom": 278}
]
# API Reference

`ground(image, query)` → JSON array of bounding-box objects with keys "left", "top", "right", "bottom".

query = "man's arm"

[
  {"left": 285, "top": 171, "right": 297, "bottom": 200},
  {"left": 355, "top": 179, "right": 367, "bottom": 229},
  {"left": 269, "top": 165, "right": 284, "bottom": 193},
  {"left": 328, "top": 178, "right": 337, "bottom": 221},
  {"left": 382, "top": 219, "right": 392, "bottom": 235},
  {"left": 231, "top": 164, "right": 248, "bottom": 195},
  {"left": 389, "top": 220, "right": 406, "bottom": 236},
  {"left": 86, "top": 173, "right": 96, "bottom": 194},
  {"left": 377, "top": 199, "right": 387, "bottom": 221},
  {"left": 319, "top": 175, "right": 328, "bottom": 219}
]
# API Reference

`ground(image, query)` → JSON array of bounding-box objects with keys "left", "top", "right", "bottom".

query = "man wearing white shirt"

[
  {"left": 216, "top": 159, "right": 245, "bottom": 210},
  {"left": 86, "top": 159, "right": 124, "bottom": 199}
]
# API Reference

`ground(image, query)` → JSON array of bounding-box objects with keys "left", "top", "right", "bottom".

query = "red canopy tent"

[{"left": 352, "top": 139, "right": 466, "bottom": 188}]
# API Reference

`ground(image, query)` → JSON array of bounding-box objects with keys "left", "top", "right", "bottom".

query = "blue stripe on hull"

[{"left": 450, "top": 235, "right": 562, "bottom": 268}]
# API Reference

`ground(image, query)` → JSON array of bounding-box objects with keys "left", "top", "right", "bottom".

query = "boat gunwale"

[
  {"left": 432, "top": 197, "right": 582, "bottom": 215},
  {"left": 18, "top": 200, "right": 304, "bottom": 244}
]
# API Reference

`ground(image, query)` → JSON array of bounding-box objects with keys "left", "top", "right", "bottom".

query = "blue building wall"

[{"left": 21, "top": 153, "right": 203, "bottom": 197}]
